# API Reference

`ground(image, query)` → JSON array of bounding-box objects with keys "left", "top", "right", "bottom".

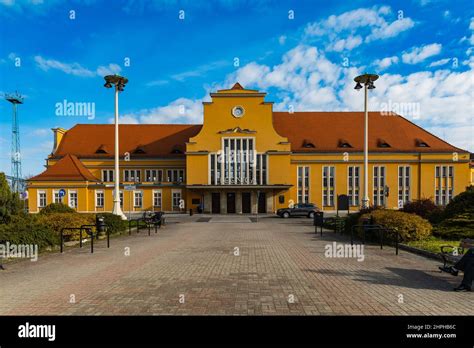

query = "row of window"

[
  {"left": 37, "top": 189, "right": 182, "bottom": 209},
  {"left": 296, "top": 165, "right": 454, "bottom": 207},
  {"left": 101, "top": 169, "right": 185, "bottom": 183}
]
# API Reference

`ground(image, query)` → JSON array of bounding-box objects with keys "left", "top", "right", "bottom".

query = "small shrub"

[
  {"left": 99, "top": 213, "right": 127, "bottom": 234},
  {"left": 36, "top": 213, "right": 95, "bottom": 241},
  {"left": 39, "top": 203, "right": 76, "bottom": 215},
  {"left": 401, "top": 198, "right": 443, "bottom": 222},
  {"left": 360, "top": 209, "right": 432, "bottom": 242},
  {"left": 0, "top": 215, "right": 58, "bottom": 250}
]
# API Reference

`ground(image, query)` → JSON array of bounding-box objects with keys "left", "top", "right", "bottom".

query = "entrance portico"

[{"left": 190, "top": 186, "right": 290, "bottom": 214}]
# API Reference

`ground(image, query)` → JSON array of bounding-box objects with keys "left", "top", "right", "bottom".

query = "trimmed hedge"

[
  {"left": 360, "top": 209, "right": 432, "bottom": 242},
  {"left": 433, "top": 213, "right": 474, "bottom": 240},
  {"left": 36, "top": 213, "right": 96, "bottom": 241},
  {"left": 97, "top": 213, "right": 128, "bottom": 235},
  {"left": 39, "top": 203, "right": 76, "bottom": 215},
  {"left": 0, "top": 215, "right": 58, "bottom": 250}
]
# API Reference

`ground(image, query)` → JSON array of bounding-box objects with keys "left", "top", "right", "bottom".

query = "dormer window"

[
  {"left": 377, "top": 139, "right": 391, "bottom": 148},
  {"left": 95, "top": 144, "right": 109, "bottom": 154},
  {"left": 171, "top": 145, "right": 184, "bottom": 154},
  {"left": 302, "top": 139, "right": 315, "bottom": 148},
  {"left": 338, "top": 139, "right": 353, "bottom": 148},
  {"left": 416, "top": 139, "right": 430, "bottom": 148},
  {"left": 133, "top": 145, "right": 146, "bottom": 154}
]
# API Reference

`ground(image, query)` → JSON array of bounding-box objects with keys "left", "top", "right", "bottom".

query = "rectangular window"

[
  {"left": 120, "top": 191, "right": 123, "bottom": 208},
  {"left": 398, "top": 166, "right": 411, "bottom": 208},
  {"left": 348, "top": 166, "right": 360, "bottom": 206},
  {"left": 297, "top": 166, "right": 310, "bottom": 203},
  {"left": 435, "top": 165, "right": 454, "bottom": 205},
  {"left": 323, "top": 166, "right": 335, "bottom": 206},
  {"left": 38, "top": 191, "right": 47, "bottom": 208},
  {"left": 373, "top": 166, "right": 386, "bottom": 207},
  {"left": 172, "top": 190, "right": 181, "bottom": 209},
  {"left": 134, "top": 191, "right": 143, "bottom": 208},
  {"left": 124, "top": 169, "right": 141, "bottom": 182},
  {"left": 95, "top": 191, "right": 104, "bottom": 208},
  {"left": 53, "top": 190, "right": 62, "bottom": 204},
  {"left": 101, "top": 169, "right": 114, "bottom": 182},
  {"left": 153, "top": 190, "right": 162, "bottom": 207},
  {"left": 145, "top": 169, "right": 162, "bottom": 182},
  {"left": 167, "top": 169, "right": 185, "bottom": 182},
  {"left": 219, "top": 137, "right": 256, "bottom": 185},
  {"left": 68, "top": 190, "right": 78, "bottom": 208}
]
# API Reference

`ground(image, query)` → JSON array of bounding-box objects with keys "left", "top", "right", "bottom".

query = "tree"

[{"left": 0, "top": 172, "right": 23, "bottom": 223}]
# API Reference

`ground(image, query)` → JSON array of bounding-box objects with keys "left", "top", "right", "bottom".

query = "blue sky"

[{"left": 0, "top": 0, "right": 473, "bottom": 178}]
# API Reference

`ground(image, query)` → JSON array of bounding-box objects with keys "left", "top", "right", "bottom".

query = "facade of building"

[{"left": 27, "top": 83, "right": 471, "bottom": 214}]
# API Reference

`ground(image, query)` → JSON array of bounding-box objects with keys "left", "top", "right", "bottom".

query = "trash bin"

[
  {"left": 189, "top": 208, "right": 193, "bottom": 216},
  {"left": 313, "top": 211, "right": 324, "bottom": 226}
]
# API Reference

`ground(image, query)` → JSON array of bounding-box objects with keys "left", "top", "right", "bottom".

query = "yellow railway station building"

[{"left": 27, "top": 83, "right": 471, "bottom": 215}]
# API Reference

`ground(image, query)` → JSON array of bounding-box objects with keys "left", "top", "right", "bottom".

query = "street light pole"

[
  {"left": 104, "top": 74, "right": 128, "bottom": 220},
  {"left": 354, "top": 73, "right": 379, "bottom": 210}
]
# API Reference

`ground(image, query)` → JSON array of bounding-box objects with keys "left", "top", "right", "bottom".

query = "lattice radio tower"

[{"left": 5, "top": 92, "right": 23, "bottom": 193}]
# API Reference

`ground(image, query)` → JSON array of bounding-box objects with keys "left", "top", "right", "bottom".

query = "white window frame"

[
  {"left": 297, "top": 166, "right": 310, "bottom": 204},
  {"left": 37, "top": 190, "right": 47, "bottom": 208},
  {"left": 347, "top": 166, "right": 360, "bottom": 207},
  {"left": 68, "top": 190, "right": 78, "bottom": 208},
  {"left": 153, "top": 189, "right": 162, "bottom": 208},
  {"left": 145, "top": 169, "right": 162, "bottom": 182},
  {"left": 322, "top": 166, "right": 335, "bottom": 207},
  {"left": 398, "top": 165, "right": 411, "bottom": 208},
  {"left": 172, "top": 189, "right": 182, "bottom": 209},
  {"left": 124, "top": 169, "right": 141, "bottom": 182},
  {"left": 52, "top": 189, "right": 62, "bottom": 204},
  {"left": 133, "top": 190, "right": 143, "bottom": 208},
  {"left": 435, "top": 165, "right": 454, "bottom": 206},
  {"left": 373, "top": 166, "right": 386, "bottom": 207},
  {"left": 101, "top": 169, "right": 114, "bottom": 182},
  {"left": 95, "top": 190, "right": 104, "bottom": 208}
]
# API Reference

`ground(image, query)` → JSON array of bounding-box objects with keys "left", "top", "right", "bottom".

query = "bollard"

[{"left": 189, "top": 208, "right": 193, "bottom": 216}]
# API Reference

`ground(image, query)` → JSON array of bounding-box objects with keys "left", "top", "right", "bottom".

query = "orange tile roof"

[
  {"left": 29, "top": 154, "right": 99, "bottom": 181},
  {"left": 53, "top": 124, "right": 202, "bottom": 159},
  {"left": 273, "top": 112, "right": 467, "bottom": 153}
]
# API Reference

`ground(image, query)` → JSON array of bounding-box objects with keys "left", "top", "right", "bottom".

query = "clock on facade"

[{"left": 231, "top": 106, "right": 245, "bottom": 118}]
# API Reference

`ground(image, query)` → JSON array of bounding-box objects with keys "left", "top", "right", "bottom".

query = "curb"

[{"left": 398, "top": 243, "right": 443, "bottom": 261}]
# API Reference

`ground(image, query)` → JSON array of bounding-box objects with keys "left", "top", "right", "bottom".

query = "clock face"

[{"left": 232, "top": 106, "right": 245, "bottom": 118}]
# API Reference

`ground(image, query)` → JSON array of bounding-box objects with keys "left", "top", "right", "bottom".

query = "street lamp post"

[
  {"left": 104, "top": 74, "right": 128, "bottom": 220},
  {"left": 354, "top": 73, "right": 379, "bottom": 210}
]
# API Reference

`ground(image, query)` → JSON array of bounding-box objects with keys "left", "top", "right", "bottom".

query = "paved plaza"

[{"left": 0, "top": 215, "right": 472, "bottom": 315}]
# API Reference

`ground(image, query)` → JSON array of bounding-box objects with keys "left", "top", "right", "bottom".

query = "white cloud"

[
  {"left": 96, "top": 63, "right": 122, "bottom": 77},
  {"left": 401, "top": 43, "right": 442, "bottom": 64},
  {"left": 374, "top": 56, "right": 399, "bottom": 70},
  {"left": 112, "top": 98, "right": 203, "bottom": 125},
  {"left": 429, "top": 58, "right": 451, "bottom": 67},
  {"left": 34, "top": 56, "right": 123, "bottom": 78},
  {"left": 304, "top": 6, "right": 414, "bottom": 51},
  {"left": 34, "top": 56, "right": 95, "bottom": 77}
]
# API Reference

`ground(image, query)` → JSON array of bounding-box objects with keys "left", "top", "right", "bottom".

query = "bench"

[{"left": 439, "top": 239, "right": 473, "bottom": 269}]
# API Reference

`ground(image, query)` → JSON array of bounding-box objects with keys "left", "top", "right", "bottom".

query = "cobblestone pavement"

[{"left": 0, "top": 215, "right": 472, "bottom": 315}]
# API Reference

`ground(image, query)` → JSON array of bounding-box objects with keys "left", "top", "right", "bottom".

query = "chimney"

[{"left": 51, "top": 127, "right": 66, "bottom": 154}]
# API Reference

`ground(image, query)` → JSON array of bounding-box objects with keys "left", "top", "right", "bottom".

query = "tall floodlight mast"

[{"left": 5, "top": 92, "right": 24, "bottom": 193}]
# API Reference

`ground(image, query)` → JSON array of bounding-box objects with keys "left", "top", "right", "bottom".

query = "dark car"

[{"left": 276, "top": 203, "right": 319, "bottom": 218}]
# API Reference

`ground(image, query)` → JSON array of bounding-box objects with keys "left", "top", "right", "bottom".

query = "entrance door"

[
  {"left": 226, "top": 192, "right": 236, "bottom": 213},
  {"left": 258, "top": 192, "right": 266, "bottom": 213},
  {"left": 211, "top": 193, "right": 220, "bottom": 214},
  {"left": 242, "top": 192, "right": 251, "bottom": 214}
]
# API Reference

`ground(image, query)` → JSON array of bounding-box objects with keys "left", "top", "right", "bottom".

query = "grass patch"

[{"left": 406, "top": 236, "right": 467, "bottom": 254}]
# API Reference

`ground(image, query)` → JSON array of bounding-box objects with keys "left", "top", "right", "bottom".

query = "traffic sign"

[{"left": 59, "top": 189, "right": 66, "bottom": 197}]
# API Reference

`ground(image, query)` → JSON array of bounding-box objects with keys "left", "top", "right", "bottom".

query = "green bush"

[
  {"left": 36, "top": 213, "right": 95, "bottom": 241},
  {"left": 443, "top": 186, "right": 474, "bottom": 219},
  {"left": 433, "top": 213, "right": 474, "bottom": 240},
  {"left": 39, "top": 203, "right": 76, "bottom": 215},
  {"left": 98, "top": 213, "right": 127, "bottom": 234},
  {"left": 360, "top": 209, "right": 432, "bottom": 242},
  {"left": 0, "top": 215, "right": 58, "bottom": 250},
  {"left": 401, "top": 198, "right": 443, "bottom": 222}
]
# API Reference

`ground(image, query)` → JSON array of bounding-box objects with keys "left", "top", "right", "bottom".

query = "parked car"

[{"left": 276, "top": 203, "right": 319, "bottom": 218}]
